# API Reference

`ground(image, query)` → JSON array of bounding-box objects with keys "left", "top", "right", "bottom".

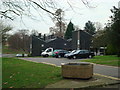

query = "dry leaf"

[
  {"left": 4, "top": 82, "right": 8, "bottom": 85},
  {"left": 9, "top": 86, "right": 13, "bottom": 88},
  {"left": 10, "top": 76, "right": 12, "bottom": 78}
]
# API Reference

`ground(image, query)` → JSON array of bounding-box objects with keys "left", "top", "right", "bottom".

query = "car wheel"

[
  {"left": 58, "top": 55, "right": 61, "bottom": 58},
  {"left": 67, "top": 57, "right": 71, "bottom": 59},
  {"left": 73, "top": 56, "right": 76, "bottom": 59},
  {"left": 46, "top": 54, "right": 49, "bottom": 57},
  {"left": 89, "top": 55, "right": 92, "bottom": 58}
]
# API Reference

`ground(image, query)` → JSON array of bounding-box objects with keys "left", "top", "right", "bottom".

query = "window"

[
  {"left": 79, "top": 51, "right": 84, "bottom": 54},
  {"left": 46, "top": 49, "right": 52, "bottom": 52},
  {"left": 64, "top": 43, "right": 67, "bottom": 46},
  {"left": 84, "top": 50, "right": 89, "bottom": 53},
  {"left": 41, "top": 44, "right": 44, "bottom": 47}
]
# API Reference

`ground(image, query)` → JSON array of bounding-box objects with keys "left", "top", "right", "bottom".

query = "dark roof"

[
  {"left": 45, "top": 37, "right": 68, "bottom": 43},
  {"left": 32, "top": 35, "right": 46, "bottom": 42},
  {"left": 45, "top": 38, "right": 57, "bottom": 43}
]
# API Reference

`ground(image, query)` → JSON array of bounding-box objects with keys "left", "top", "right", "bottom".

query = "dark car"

[
  {"left": 55, "top": 50, "right": 69, "bottom": 58},
  {"left": 64, "top": 50, "right": 77, "bottom": 58},
  {"left": 67, "top": 50, "right": 95, "bottom": 59}
]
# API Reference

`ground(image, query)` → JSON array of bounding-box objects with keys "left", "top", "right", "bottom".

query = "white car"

[
  {"left": 64, "top": 50, "right": 77, "bottom": 58},
  {"left": 16, "top": 54, "right": 28, "bottom": 57},
  {"left": 41, "top": 48, "right": 54, "bottom": 57}
]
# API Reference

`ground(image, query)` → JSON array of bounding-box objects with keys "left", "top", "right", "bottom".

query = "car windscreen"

[
  {"left": 54, "top": 50, "right": 61, "bottom": 52},
  {"left": 59, "top": 50, "right": 68, "bottom": 53},
  {"left": 73, "top": 50, "right": 81, "bottom": 54},
  {"left": 71, "top": 50, "right": 77, "bottom": 54},
  {"left": 46, "top": 49, "right": 52, "bottom": 52}
]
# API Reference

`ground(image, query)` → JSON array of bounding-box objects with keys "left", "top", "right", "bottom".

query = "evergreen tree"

[
  {"left": 64, "top": 21, "right": 74, "bottom": 39},
  {"left": 108, "top": 6, "right": 120, "bottom": 56},
  {"left": 84, "top": 21, "right": 96, "bottom": 35}
]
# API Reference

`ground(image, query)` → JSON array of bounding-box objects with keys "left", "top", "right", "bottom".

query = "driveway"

[{"left": 20, "top": 57, "right": 120, "bottom": 79}]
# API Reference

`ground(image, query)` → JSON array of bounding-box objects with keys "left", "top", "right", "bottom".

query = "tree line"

[{"left": 92, "top": 6, "right": 120, "bottom": 57}]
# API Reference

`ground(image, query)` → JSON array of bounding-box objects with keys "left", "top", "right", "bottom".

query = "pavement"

[{"left": 45, "top": 74, "right": 119, "bottom": 88}]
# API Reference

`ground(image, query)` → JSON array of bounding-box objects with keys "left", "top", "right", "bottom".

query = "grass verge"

[
  {"left": 81, "top": 55, "right": 120, "bottom": 67},
  {"left": 2, "top": 57, "right": 62, "bottom": 88}
]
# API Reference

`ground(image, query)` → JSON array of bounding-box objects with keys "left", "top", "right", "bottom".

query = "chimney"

[
  {"left": 43, "top": 34, "right": 46, "bottom": 41},
  {"left": 38, "top": 33, "right": 41, "bottom": 38}
]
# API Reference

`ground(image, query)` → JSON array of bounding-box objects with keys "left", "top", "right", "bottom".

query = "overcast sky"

[{"left": 4, "top": 0, "right": 120, "bottom": 34}]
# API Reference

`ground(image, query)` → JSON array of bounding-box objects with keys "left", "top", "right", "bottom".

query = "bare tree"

[
  {"left": 94, "top": 22, "right": 103, "bottom": 31},
  {"left": 8, "top": 33, "right": 21, "bottom": 49},
  {"left": 0, "top": 21, "right": 12, "bottom": 43},
  {"left": 8, "top": 29, "right": 30, "bottom": 53},
  {"left": 49, "top": 21, "right": 67, "bottom": 37},
  {"left": 31, "top": 30, "right": 39, "bottom": 36},
  {"left": 0, "top": 0, "right": 91, "bottom": 20},
  {"left": 49, "top": 9, "right": 67, "bottom": 37},
  {"left": 92, "top": 30, "right": 108, "bottom": 49},
  {"left": 0, "top": 0, "right": 92, "bottom": 38}
]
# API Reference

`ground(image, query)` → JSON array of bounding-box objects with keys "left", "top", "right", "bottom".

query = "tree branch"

[{"left": 29, "top": 0, "right": 55, "bottom": 16}]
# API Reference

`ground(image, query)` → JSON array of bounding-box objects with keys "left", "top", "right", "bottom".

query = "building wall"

[
  {"left": 72, "top": 30, "right": 92, "bottom": 50},
  {"left": 31, "top": 36, "right": 72, "bottom": 56},
  {"left": 80, "top": 31, "right": 92, "bottom": 50},
  {"left": 72, "top": 31, "right": 78, "bottom": 50},
  {"left": 31, "top": 30, "right": 92, "bottom": 56},
  {"left": 31, "top": 35, "right": 46, "bottom": 56},
  {"left": 46, "top": 37, "right": 72, "bottom": 50}
]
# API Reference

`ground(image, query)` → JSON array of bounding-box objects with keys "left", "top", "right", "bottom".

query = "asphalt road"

[{"left": 20, "top": 57, "right": 120, "bottom": 79}]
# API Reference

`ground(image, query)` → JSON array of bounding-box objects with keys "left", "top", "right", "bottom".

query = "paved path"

[{"left": 20, "top": 57, "right": 120, "bottom": 79}]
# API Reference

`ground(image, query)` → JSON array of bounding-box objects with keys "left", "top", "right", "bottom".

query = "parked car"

[
  {"left": 67, "top": 50, "right": 95, "bottom": 59},
  {"left": 52, "top": 49, "right": 62, "bottom": 57},
  {"left": 41, "top": 48, "right": 54, "bottom": 57},
  {"left": 54, "top": 50, "right": 69, "bottom": 58},
  {"left": 64, "top": 50, "right": 77, "bottom": 58},
  {"left": 16, "top": 54, "right": 28, "bottom": 57}
]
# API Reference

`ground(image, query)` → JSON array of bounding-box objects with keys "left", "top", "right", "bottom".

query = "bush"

[{"left": 106, "top": 44, "right": 117, "bottom": 55}]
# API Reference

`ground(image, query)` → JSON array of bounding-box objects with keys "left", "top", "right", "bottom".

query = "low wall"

[{"left": 61, "top": 62, "right": 93, "bottom": 79}]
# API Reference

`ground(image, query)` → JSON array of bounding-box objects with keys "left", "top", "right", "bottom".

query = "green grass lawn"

[
  {"left": 81, "top": 55, "right": 120, "bottom": 67},
  {"left": 2, "top": 58, "right": 62, "bottom": 88}
]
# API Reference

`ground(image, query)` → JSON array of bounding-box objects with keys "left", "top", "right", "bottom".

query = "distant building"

[
  {"left": 31, "top": 35, "right": 72, "bottom": 56},
  {"left": 72, "top": 30, "right": 92, "bottom": 50},
  {"left": 46, "top": 37, "right": 72, "bottom": 50},
  {"left": 31, "top": 35, "right": 46, "bottom": 56},
  {"left": 31, "top": 30, "right": 92, "bottom": 56}
]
